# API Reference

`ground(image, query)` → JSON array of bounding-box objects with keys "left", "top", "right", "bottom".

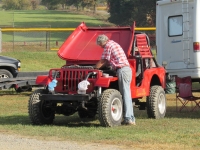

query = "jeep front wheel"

[
  {"left": 28, "top": 89, "right": 55, "bottom": 125},
  {"left": 98, "top": 89, "right": 123, "bottom": 127},
  {"left": 0, "top": 69, "right": 13, "bottom": 78},
  {"left": 146, "top": 85, "right": 166, "bottom": 119}
]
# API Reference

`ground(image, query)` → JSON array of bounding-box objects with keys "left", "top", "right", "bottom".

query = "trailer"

[
  {"left": 0, "top": 71, "right": 48, "bottom": 92},
  {"left": 156, "top": 0, "right": 200, "bottom": 82}
]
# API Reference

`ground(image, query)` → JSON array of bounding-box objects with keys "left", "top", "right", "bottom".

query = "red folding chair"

[{"left": 175, "top": 76, "right": 200, "bottom": 112}]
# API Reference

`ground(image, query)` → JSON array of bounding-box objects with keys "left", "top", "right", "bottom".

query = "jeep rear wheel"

[
  {"left": 0, "top": 69, "right": 13, "bottom": 78},
  {"left": 147, "top": 85, "right": 166, "bottom": 119},
  {"left": 28, "top": 89, "right": 55, "bottom": 125},
  {"left": 98, "top": 89, "right": 123, "bottom": 127}
]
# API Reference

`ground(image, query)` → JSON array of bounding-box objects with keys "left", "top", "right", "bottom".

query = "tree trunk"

[{"left": 93, "top": 4, "right": 96, "bottom": 14}]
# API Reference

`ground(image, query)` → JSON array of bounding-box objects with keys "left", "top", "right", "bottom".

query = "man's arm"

[{"left": 94, "top": 59, "right": 108, "bottom": 69}]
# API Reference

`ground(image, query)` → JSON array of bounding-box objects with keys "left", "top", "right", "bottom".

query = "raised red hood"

[{"left": 58, "top": 22, "right": 135, "bottom": 64}]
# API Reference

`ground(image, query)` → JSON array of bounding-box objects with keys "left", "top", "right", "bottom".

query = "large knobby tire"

[
  {"left": 98, "top": 89, "right": 123, "bottom": 127},
  {"left": 0, "top": 69, "right": 13, "bottom": 78},
  {"left": 146, "top": 85, "right": 166, "bottom": 119},
  {"left": 28, "top": 89, "right": 55, "bottom": 125}
]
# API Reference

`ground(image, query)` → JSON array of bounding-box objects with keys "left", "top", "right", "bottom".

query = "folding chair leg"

[
  {"left": 176, "top": 99, "right": 187, "bottom": 112},
  {"left": 190, "top": 101, "right": 200, "bottom": 112},
  {"left": 179, "top": 100, "right": 189, "bottom": 112}
]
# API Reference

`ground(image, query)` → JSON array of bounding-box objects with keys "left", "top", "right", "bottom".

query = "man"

[{"left": 94, "top": 34, "right": 135, "bottom": 125}]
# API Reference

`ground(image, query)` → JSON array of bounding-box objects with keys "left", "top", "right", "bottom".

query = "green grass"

[
  {"left": 1, "top": 51, "right": 64, "bottom": 71},
  {"left": 1, "top": 52, "right": 200, "bottom": 149},
  {"left": 0, "top": 10, "right": 111, "bottom": 28},
  {"left": 0, "top": 10, "right": 113, "bottom": 51},
  {"left": 0, "top": 92, "right": 200, "bottom": 149}
]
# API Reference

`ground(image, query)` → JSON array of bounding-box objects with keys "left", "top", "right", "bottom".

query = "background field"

[
  {"left": 0, "top": 10, "right": 200, "bottom": 150},
  {"left": 0, "top": 10, "right": 113, "bottom": 51},
  {"left": 0, "top": 10, "right": 111, "bottom": 28},
  {"left": 2, "top": 51, "right": 64, "bottom": 71}
]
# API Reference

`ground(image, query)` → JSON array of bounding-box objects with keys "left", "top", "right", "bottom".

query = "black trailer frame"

[{"left": 0, "top": 71, "right": 48, "bottom": 91}]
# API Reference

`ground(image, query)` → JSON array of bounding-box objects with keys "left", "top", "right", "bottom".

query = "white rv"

[{"left": 156, "top": 0, "right": 200, "bottom": 81}]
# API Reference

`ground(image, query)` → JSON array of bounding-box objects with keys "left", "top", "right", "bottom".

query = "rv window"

[{"left": 168, "top": 16, "right": 183, "bottom": 37}]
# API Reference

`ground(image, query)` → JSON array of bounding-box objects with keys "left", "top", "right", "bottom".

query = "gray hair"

[{"left": 96, "top": 34, "right": 109, "bottom": 45}]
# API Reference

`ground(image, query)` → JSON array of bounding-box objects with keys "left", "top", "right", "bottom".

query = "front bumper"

[{"left": 40, "top": 94, "right": 90, "bottom": 102}]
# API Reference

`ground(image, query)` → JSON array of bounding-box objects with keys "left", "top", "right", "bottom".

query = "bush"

[
  {"left": 35, "top": 5, "right": 47, "bottom": 10},
  {"left": 2, "top": 0, "right": 31, "bottom": 10}
]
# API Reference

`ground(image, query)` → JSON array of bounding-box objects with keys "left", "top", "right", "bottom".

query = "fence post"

[{"left": 0, "top": 29, "right": 2, "bottom": 53}]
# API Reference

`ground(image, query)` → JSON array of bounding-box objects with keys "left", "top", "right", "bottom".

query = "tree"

[
  {"left": 41, "top": 0, "right": 65, "bottom": 10},
  {"left": 31, "top": 0, "right": 40, "bottom": 10},
  {"left": 66, "top": 0, "right": 90, "bottom": 11},
  {"left": 83, "top": 0, "right": 99, "bottom": 13},
  {"left": 66, "top": 0, "right": 100, "bottom": 13},
  {"left": 107, "top": 0, "right": 157, "bottom": 27},
  {"left": 66, "top": 0, "right": 82, "bottom": 10}
]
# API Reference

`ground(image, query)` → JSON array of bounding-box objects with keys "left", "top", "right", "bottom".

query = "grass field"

[
  {"left": 0, "top": 10, "right": 113, "bottom": 51},
  {"left": 0, "top": 91, "right": 200, "bottom": 149},
  {"left": 0, "top": 10, "right": 200, "bottom": 149},
  {"left": 1, "top": 51, "right": 64, "bottom": 71},
  {"left": 0, "top": 10, "right": 111, "bottom": 28}
]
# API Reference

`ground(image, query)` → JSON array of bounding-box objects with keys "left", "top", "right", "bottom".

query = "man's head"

[{"left": 96, "top": 34, "right": 109, "bottom": 48}]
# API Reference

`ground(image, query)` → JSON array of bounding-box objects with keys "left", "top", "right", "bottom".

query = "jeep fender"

[
  {"left": 144, "top": 68, "right": 166, "bottom": 88},
  {"left": 95, "top": 77, "right": 118, "bottom": 87},
  {"left": 136, "top": 69, "right": 165, "bottom": 97},
  {"left": 36, "top": 75, "right": 51, "bottom": 86}
]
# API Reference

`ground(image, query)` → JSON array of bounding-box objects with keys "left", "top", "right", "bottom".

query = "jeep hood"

[
  {"left": 58, "top": 22, "right": 135, "bottom": 64},
  {"left": 0, "top": 55, "right": 19, "bottom": 63}
]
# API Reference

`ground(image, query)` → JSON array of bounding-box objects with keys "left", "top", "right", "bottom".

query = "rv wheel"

[
  {"left": 28, "top": 89, "right": 55, "bottom": 125},
  {"left": 147, "top": 85, "right": 166, "bottom": 119},
  {"left": 98, "top": 89, "right": 123, "bottom": 127}
]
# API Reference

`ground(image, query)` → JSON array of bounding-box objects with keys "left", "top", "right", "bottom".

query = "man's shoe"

[
  {"left": 122, "top": 120, "right": 136, "bottom": 126},
  {"left": 126, "top": 120, "right": 136, "bottom": 125}
]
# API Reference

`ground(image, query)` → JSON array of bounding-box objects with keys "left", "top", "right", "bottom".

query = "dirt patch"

[{"left": 0, "top": 133, "right": 131, "bottom": 150}]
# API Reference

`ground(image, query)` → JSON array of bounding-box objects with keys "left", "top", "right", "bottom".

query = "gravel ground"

[{"left": 0, "top": 133, "right": 130, "bottom": 150}]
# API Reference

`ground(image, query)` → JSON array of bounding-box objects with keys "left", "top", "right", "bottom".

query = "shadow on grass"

[
  {"left": 0, "top": 106, "right": 199, "bottom": 128},
  {"left": 0, "top": 90, "right": 32, "bottom": 96},
  {"left": 0, "top": 114, "right": 101, "bottom": 127},
  {"left": 166, "top": 106, "right": 200, "bottom": 119},
  {"left": 53, "top": 114, "right": 101, "bottom": 127},
  {"left": 0, "top": 115, "right": 30, "bottom": 125},
  {"left": 134, "top": 106, "right": 200, "bottom": 119}
]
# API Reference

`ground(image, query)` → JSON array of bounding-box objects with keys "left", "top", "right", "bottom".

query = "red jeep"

[{"left": 28, "top": 22, "right": 166, "bottom": 127}]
